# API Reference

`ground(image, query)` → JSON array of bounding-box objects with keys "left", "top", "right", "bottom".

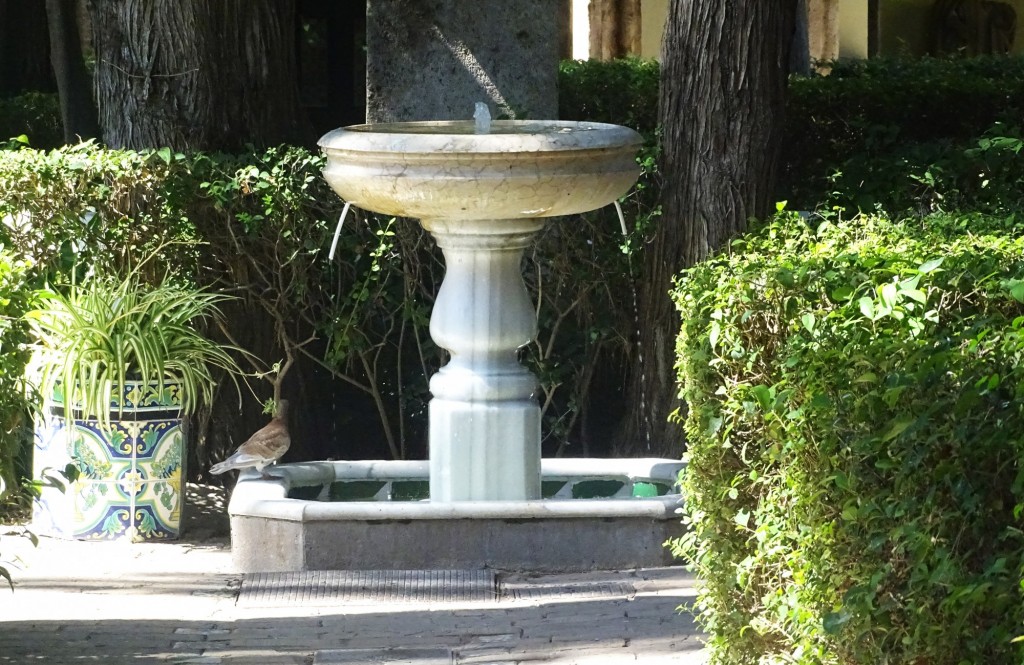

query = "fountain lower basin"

[{"left": 228, "top": 459, "right": 683, "bottom": 573}]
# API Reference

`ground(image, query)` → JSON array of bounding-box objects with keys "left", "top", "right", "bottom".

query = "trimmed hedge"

[
  {"left": 0, "top": 247, "right": 34, "bottom": 501},
  {"left": 670, "top": 211, "right": 1024, "bottom": 663},
  {"left": 783, "top": 56, "right": 1024, "bottom": 213}
]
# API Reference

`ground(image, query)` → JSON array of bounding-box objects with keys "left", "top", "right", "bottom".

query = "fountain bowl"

[
  {"left": 228, "top": 459, "right": 684, "bottom": 573},
  {"left": 318, "top": 120, "right": 642, "bottom": 221}
]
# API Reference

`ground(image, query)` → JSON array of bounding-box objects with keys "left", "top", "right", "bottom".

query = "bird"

[{"left": 209, "top": 400, "right": 290, "bottom": 479}]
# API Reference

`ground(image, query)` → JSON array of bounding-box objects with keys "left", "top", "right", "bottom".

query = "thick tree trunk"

[
  {"left": 0, "top": 1, "right": 54, "bottom": 95},
  {"left": 558, "top": 0, "right": 573, "bottom": 60},
  {"left": 46, "top": 0, "right": 99, "bottom": 142},
  {"left": 88, "top": 0, "right": 306, "bottom": 151},
  {"left": 589, "top": 0, "right": 642, "bottom": 60},
  {"left": 619, "top": 0, "right": 797, "bottom": 456},
  {"left": 807, "top": 0, "right": 839, "bottom": 66}
]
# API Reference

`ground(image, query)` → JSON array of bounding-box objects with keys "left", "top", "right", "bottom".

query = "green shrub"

[
  {"left": 670, "top": 210, "right": 1024, "bottom": 663},
  {"left": 0, "top": 247, "right": 34, "bottom": 507},
  {"left": 559, "top": 57, "right": 660, "bottom": 140},
  {"left": 0, "top": 92, "right": 62, "bottom": 149},
  {"left": 557, "top": 55, "right": 1024, "bottom": 213},
  {"left": 783, "top": 56, "right": 1024, "bottom": 212}
]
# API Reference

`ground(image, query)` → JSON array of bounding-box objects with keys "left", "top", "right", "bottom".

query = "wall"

[{"left": 640, "top": 0, "right": 669, "bottom": 59}]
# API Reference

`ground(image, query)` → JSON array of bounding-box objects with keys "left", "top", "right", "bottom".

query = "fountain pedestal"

[{"left": 423, "top": 218, "right": 545, "bottom": 501}]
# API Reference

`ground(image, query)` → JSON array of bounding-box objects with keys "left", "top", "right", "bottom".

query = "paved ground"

[{"left": 0, "top": 484, "right": 706, "bottom": 664}]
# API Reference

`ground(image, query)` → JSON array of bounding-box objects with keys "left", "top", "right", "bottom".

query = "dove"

[{"left": 210, "top": 400, "right": 290, "bottom": 479}]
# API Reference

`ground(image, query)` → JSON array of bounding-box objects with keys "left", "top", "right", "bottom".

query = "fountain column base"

[
  {"left": 429, "top": 399, "right": 540, "bottom": 501},
  {"left": 422, "top": 218, "right": 546, "bottom": 502}
]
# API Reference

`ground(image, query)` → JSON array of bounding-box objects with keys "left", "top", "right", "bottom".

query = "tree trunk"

[
  {"left": 807, "top": 0, "right": 839, "bottom": 67},
  {"left": 558, "top": 0, "right": 573, "bottom": 60},
  {"left": 0, "top": 1, "right": 54, "bottom": 96},
  {"left": 589, "top": 0, "right": 642, "bottom": 60},
  {"left": 87, "top": 0, "right": 307, "bottom": 151},
  {"left": 619, "top": 0, "right": 797, "bottom": 456},
  {"left": 46, "top": 0, "right": 99, "bottom": 142}
]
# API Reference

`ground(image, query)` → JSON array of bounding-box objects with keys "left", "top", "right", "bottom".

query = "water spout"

[
  {"left": 473, "top": 102, "right": 491, "bottom": 134},
  {"left": 328, "top": 201, "right": 352, "bottom": 260},
  {"left": 613, "top": 200, "right": 628, "bottom": 236}
]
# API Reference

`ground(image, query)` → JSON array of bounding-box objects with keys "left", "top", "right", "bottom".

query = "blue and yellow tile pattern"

[{"left": 33, "top": 381, "right": 185, "bottom": 541}]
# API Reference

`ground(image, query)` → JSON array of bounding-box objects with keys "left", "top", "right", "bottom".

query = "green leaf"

[
  {"left": 709, "top": 321, "right": 721, "bottom": 350},
  {"left": 902, "top": 288, "right": 928, "bottom": 304},
  {"left": 883, "top": 417, "right": 915, "bottom": 441},
  {"left": 1010, "top": 282, "right": 1024, "bottom": 304},
  {"left": 750, "top": 385, "right": 773, "bottom": 411},
  {"left": 823, "top": 610, "right": 851, "bottom": 635},
  {"left": 831, "top": 285, "right": 854, "bottom": 301},
  {"left": 858, "top": 296, "right": 875, "bottom": 319},
  {"left": 733, "top": 509, "right": 751, "bottom": 528},
  {"left": 801, "top": 312, "right": 816, "bottom": 333},
  {"left": 919, "top": 257, "right": 944, "bottom": 274},
  {"left": 157, "top": 147, "right": 172, "bottom": 165},
  {"left": 879, "top": 283, "right": 898, "bottom": 310}
]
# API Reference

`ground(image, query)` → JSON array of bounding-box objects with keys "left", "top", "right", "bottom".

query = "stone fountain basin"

[
  {"left": 228, "top": 458, "right": 684, "bottom": 573},
  {"left": 318, "top": 120, "right": 642, "bottom": 221}
]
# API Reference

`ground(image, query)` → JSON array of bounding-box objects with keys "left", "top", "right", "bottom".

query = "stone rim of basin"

[{"left": 318, "top": 120, "right": 643, "bottom": 155}]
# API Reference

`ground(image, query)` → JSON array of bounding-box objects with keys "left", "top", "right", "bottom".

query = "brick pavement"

[{"left": 0, "top": 486, "right": 705, "bottom": 664}]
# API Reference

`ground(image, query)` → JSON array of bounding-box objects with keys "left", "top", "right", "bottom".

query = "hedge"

[
  {"left": 782, "top": 56, "right": 1024, "bottom": 213},
  {"left": 670, "top": 211, "right": 1024, "bottom": 664}
]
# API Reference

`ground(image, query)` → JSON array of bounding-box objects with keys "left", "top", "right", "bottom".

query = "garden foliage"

[
  {"left": 783, "top": 56, "right": 1024, "bottom": 214},
  {"left": 670, "top": 211, "right": 1024, "bottom": 664},
  {"left": 0, "top": 136, "right": 648, "bottom": 492},
  {"left": 0, "top": 248, "right": 34, "bottom": 501}
]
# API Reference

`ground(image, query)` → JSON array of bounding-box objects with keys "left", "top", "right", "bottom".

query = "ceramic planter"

[{"left": 33, "top": 380, "right": 185, "bottom": 541}]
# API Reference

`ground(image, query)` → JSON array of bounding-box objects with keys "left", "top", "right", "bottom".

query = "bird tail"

[{"left": 209, "top": 459, "right": 237, "bottom": 475}]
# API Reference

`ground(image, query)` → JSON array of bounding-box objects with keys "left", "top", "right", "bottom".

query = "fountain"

[{"left": 227, "top": 115, "right": 685, "bottom": 572}]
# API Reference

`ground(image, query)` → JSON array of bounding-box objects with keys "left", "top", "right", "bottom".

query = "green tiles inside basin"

[
  {"left": 287, "top": 478, "right": 674, "bottom": 502},
  {"left": 541, "top": 481, "right": 566, "bottom": 498},
  {"left": 329, "top": 480, "right": 387, "bottom": 501},
  {"left": 391, "top": 480, "right": 430, "bottom": 501},
  {"left": 287, "top": 485, "right": 324, "bottom": 500},
  {"left": 631, "top": 481, "right": 672, "bottom": 497},
  {"left": 571, "top": 480, "right": 625, "bottom": 499}
]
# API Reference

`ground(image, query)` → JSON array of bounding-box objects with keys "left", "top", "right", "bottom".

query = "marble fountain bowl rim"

[
  {"left": 318, "top": 119, "right": 644, "bottom": 156},
  {"left": 318, "top": 120, "right": 643, "bottom": 220}
]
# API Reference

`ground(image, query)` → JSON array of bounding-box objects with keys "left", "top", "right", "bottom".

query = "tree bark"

[
  {"left": 87, "top": 0, "right": 307, "bottom": 151},
  {"left": 589, "top": 0, "right": 642, "bottom": 60},
  {"left": 619, "top": 0, "right": 797, "bottom": 456},
  {"left": 46, "top": 0, "right": 99, "bottom": 142}
]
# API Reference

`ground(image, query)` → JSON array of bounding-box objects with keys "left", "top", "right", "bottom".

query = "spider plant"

[{"left": 25, "top": 267, "right": 242, "bottom": 427}]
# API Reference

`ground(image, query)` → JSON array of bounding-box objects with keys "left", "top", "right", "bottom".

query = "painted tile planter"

[{"left": 33, "top": 381, "right": 185, "bottom": 541}]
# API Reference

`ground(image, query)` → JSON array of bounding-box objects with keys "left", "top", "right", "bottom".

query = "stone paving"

[{"left": 0, "top": 485, "right": 706, "bottom": 664}]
